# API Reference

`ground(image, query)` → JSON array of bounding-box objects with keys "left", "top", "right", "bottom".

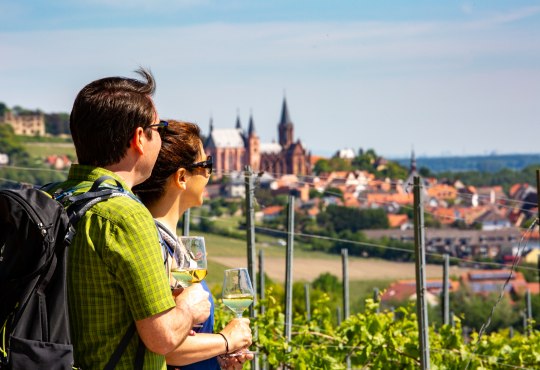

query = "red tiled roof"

[
  {"left": 528, "top": 282, "right": 540, "bottom": 295},
  {"left": 387, "top": 214, "right": 409, "bottom": 228},
  {"left": 381, "top": 279, "right": 459, "bottom": 303},
  {"left": 262, "top": 205, "right": 284, "bottom": 216}
]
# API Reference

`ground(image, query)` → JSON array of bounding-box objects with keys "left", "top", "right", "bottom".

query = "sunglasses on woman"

[{"left": 186, "top": 155, "right": 213, "bottom": 175}]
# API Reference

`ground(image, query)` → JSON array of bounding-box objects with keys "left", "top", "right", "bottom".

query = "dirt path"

[{"left": 210, "top": 256, "right": 468, "bottom": 282}]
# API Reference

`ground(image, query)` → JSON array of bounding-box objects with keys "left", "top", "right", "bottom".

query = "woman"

[{"left": 133, "top": 120, "right": 253, "bottom": 370}]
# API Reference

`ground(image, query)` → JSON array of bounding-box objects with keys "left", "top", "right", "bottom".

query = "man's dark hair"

[{"left": 70, "top": 68, "right": 156, "bottom": 166}]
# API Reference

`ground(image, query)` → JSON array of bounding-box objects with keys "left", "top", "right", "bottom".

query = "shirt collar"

[{"left": 67, "top": 164, "right": 134, "bottom": 195}]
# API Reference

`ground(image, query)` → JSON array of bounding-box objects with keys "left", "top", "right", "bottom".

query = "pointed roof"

[
  {"left": 209, "top": 117, "right": 214, "bottom": 133},
  {"left": 235, "top": 113, "right": 242, "bottom": 130},
  {"left": 248, "top": 113, "right": 255, "bottom": 135},
  {"left": 279, "top": 97, "right": 292, "bottom": 126},
  {"left": 410, "top": 149, "right": 417, "bottom": 173}
]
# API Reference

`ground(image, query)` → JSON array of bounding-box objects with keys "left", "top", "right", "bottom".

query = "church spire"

[
  {"left": 410, "top": 148, "right": 417, "bottom": 173},
  {"left": 279, "top": 97, "right": 292, "bottom": 126},
  {"left": 278, "top": 96, "right": 294, "bottom": 148},
  {"left": 235, "top": 109, "right": 242, "bottom": 130},
  {"left": 209, "top": 116, "right": 214, "bottom": 133},
  {"left": 248, "top": 110, "right": 255, "bottom": 136}
]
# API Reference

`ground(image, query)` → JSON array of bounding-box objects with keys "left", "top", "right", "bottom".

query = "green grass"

[
  {"left": 184, "top": 228, "right": 393, "bottom": 311},
  {"left": 195, "top": 229, "right": 345, "bottom": 259},
  {"left": 349, "top": 279, "right": 393, "bottom": 311},
  {"left": 24, "top": 142, "right": 76, "bottom": 158},
  {"left": 205, "top": 259, "right": 230, "bottom": 292}
]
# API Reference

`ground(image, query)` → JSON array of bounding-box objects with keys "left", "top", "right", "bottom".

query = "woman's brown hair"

[{"left": 133, "top": 120, "right": 202, "bottom": 206}]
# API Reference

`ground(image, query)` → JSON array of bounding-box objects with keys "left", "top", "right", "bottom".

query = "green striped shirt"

[{"left": 56, "top": 165, "right": 175, "bottom": 370}]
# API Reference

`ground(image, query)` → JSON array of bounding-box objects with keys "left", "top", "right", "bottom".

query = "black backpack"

[{"left": 0, "top": 176, "right": 144, "bottom": 370}]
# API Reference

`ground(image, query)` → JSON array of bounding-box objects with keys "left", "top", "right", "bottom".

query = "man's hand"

[{"left": 174, "top": 283, "right": 210, "bottom": 326}]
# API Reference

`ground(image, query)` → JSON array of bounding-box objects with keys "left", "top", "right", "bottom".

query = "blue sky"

[{"left": 1, "top": 0, "right": 539, "bottom": 158}]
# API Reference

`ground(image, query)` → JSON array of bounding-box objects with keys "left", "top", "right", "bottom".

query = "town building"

[
  {"left": 460, "top": 269, "right": 528, "bottom": 296},
  {"left": 381, "top": 279, "right": 460, "bottom": 307},
  {"left": 362, "top": 228, "right": 523, "bottom": 259},
  {"left": 205, "top": 98, "right": 312, "bottom": 178},
  {"left": 2, "top": 110, "right": 45, "bottom": 136}
]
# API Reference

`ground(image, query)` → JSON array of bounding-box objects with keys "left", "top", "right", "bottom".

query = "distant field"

[
  {"left": 199, "top": 231, "right": 470, "bottom": 283},
  {"left": 213, "top": 255, "right": 466, "bottom": 282},
  {"left": 24, "top": 142, "right": 76, "bottom": 158}
]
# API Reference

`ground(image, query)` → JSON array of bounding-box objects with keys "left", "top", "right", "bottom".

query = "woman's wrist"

[{"left": 218, "top": 332, "right": 229, "bottom": 354}]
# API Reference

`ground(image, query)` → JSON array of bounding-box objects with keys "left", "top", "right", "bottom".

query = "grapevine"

[{"left": 215, "top": 289, "right": 540, "bottom": 369}]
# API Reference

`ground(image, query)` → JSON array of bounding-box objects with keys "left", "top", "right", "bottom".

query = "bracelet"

[{"left": 218, "top": 332, "right": 229, "bottom": 354}]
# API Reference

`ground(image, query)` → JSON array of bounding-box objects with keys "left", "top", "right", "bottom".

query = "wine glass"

[
  {"left": 170, "top": 236, "right": 207, "bottom": 287},
  {"left": 222, "top": 268, "right": 254, "bottom": 318},
  {"left": 222, "top": 268, "right": 257, "bottom": 357}
]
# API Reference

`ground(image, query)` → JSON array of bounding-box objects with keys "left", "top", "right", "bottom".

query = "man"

[{"left": 57, "top": 68, "right": 210, "bottom": 369}]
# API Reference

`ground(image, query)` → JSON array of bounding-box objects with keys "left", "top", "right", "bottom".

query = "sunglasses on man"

[
  {"left": 186, "top": 156, "right": 213, "bottom": 175},
  {"left": 147, "top": 120, "right": 169, "bottom": 132}
]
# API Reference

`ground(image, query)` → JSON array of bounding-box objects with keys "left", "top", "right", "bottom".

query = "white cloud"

[
  {"left": 464, "top": 5, "right": 540, "bottom": 29},
  {"left": 1, "top": 8, "right": 539, "bottom": 156},
  {"left": 1, "top": 17, "right": 536, "bottom": 72}
]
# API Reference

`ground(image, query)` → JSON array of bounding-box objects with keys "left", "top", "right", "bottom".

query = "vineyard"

[
  {"left": 215, "top": 292, "right": 540, "bottom": 369},
  {"left": 2, "top": 129, "right": 540, "bottom": 368},
  {"left": 208, "top": 172, "right": 540, "bottom": 369}
]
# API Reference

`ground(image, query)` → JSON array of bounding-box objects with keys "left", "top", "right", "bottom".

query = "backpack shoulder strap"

[
  {"left": 65, "top": 175, "right": 127, "bottom": 223},
  {"left": 60, "top": 176, "right": 130, "bottom": 246},
  {"left": 102, "top": 322, "right": 144, "bottom": 370}
]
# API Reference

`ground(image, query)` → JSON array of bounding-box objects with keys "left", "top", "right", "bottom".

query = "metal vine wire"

[
  {"left": 2, "top": 171, "right": 538, "bottom": 274},
  {"left": 464, "top": 218, "right": 539, "bottom": 370},
  {"left": 196, "top": 214, "right": 540, "bottom": 273}
]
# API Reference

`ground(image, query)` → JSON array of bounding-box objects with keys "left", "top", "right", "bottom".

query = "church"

[{"left": 204, "top": 98, "right": 312, "bottom": 177}]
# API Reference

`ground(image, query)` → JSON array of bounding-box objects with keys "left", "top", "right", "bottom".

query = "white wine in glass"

[
  {"left": 171, "top": 236, "right": 207, "bottom": 287},
  {"left": 222, "top": 268, "right": 254, "bottom": 318},
  {"left": 222, "top": 268, "right": 257, "bottom": 356}
]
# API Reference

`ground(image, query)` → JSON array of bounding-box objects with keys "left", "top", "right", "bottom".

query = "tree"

[
  {"left": 324, "top": 187, "right": 343, "bottom": 201},
  {"left": 45, "top": 113, "right": 70, "bottom": 135},
  {"left": 321, "top": 205, "right": 389, "bottom": 233},
  {"left": 379, "top": 161, "right": 408, "bottom": 179},
  {"left": 0, "top": 124, "right": 28, "bottom": 165},
  {"left": 450, "top": 287, "right": 521, "bottom": 333},
  {"left": 313, "top": 157, "right": 353, "bottom": 174}
]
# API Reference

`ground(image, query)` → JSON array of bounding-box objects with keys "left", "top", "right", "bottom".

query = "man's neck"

[
  {"left": 103, "top": 146, "right": 146, "bottom": 189},
  {"left": 103, "top": 153, "right": 145, "bottom": 189}
]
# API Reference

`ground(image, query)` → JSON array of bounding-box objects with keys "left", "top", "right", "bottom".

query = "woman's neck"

[{"left": 149, "top": 194, "right": 189, "bottom": 236}]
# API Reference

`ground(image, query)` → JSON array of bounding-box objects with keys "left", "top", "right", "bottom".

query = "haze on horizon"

[{"left": 1, "top": 0, "right": 539, "bottom": 159}]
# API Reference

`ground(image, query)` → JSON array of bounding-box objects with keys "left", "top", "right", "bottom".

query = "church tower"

[
  {"left": 246, "top": 112, "right": 260, "bottom": 171},
  {"left": 410, "top": 149, "right": 417, "bottom": 174},
  {"left": 278, "top": 97, "right": 294, "bottom": 148}
]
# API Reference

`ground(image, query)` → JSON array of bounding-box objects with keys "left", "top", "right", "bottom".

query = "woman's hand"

[
  {"left": 220, "top": 318, "right": 252, "bottom": 354},
  {"left": 217, "top": 352, "right": 254, "bottom": 370}
]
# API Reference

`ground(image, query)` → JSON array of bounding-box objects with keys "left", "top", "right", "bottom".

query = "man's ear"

[
  {"left": 130, "top": 127, "right": 146, "bottom": 155},
  {"left": 174, "top": 168, "right": 187, "bottom": 190}
]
